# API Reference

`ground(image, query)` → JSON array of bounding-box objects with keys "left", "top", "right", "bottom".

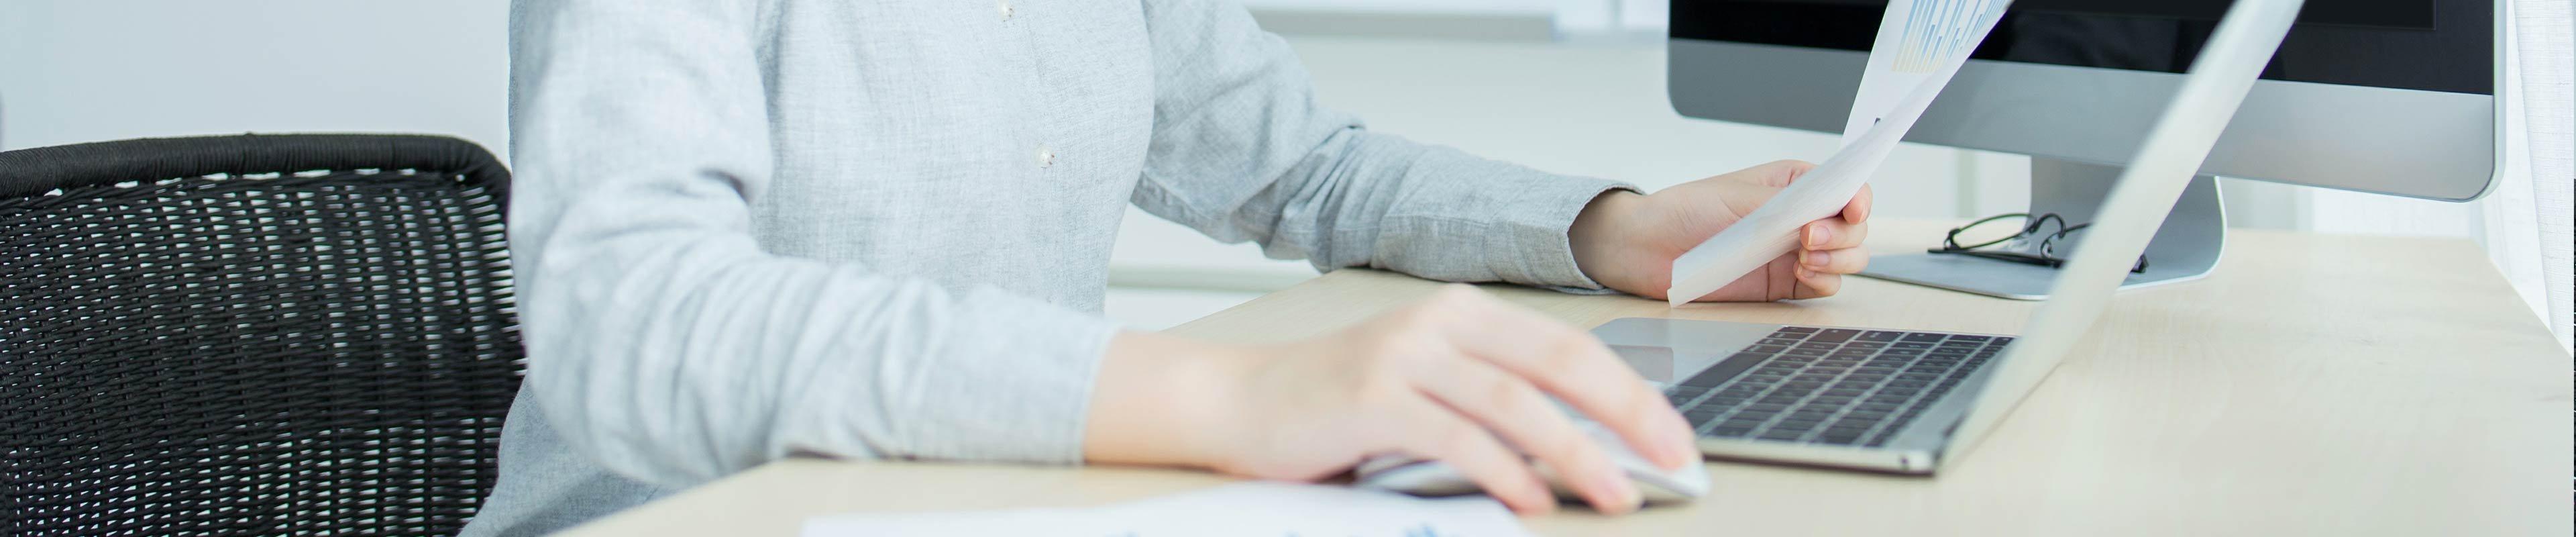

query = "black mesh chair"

[{"left": 0, "top": 134, "right": 523, "bottom": 536}]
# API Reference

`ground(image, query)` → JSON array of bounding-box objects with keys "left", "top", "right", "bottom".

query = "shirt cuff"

[
  {"left": 890, "top": 286, "right": 1120, "bottom": 465},
  {"left": 1480, "top": 172, "right": 1638, "bottom": 291}
]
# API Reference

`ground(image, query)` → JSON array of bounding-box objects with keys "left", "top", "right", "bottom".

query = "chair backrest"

[{"left": 0, "top": 134, "right": 523, "bottom": 536}]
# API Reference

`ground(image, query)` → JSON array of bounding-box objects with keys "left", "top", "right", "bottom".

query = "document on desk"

[
  {"left": 1664, "top": 0, "right": 2012, "bottom": 305},
  {"left": 798, "top": 481, "right": 1534, "bottom": 537}
]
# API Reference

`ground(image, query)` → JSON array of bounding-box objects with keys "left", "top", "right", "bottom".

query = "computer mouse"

[{"left": 1353, "top": 420, "right": 1711, "bottom": 505}]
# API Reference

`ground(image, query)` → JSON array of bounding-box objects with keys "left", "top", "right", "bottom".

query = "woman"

[{"left": 465, "top": 0, "right": 1873, "bottom": 534}]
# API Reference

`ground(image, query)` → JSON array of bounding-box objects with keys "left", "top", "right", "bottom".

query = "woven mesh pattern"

[{"left": 1, "top": 137, "right": 522, "bottom": 536}]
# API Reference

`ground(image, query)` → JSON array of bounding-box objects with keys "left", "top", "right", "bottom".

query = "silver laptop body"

[{"left": 1596, "top": 0, "right": 2304, "bottom": 475}]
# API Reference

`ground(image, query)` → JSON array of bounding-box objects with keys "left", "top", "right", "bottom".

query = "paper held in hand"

[{"left": 1663, "top": 0, "right": 2014, "bottom": 305}]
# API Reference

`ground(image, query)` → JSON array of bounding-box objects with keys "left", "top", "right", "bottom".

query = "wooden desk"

[{"left": 562, "top": 221, "right": 2571, "bottom": 536}]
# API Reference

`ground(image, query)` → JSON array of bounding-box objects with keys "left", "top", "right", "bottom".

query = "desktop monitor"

[{"left": 1669, "top": 0, "right": 2502, "bottom": 299}]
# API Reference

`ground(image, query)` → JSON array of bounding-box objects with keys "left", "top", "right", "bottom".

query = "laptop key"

[
  {"left": 1951, "top": 335, "right": 1990, "bottom": 342},
  {"left": 1757, "top": 338, "right": 1803, "bottom": 346},
  {"left": 1721, "top": 411, "right": 1774, "bottom": 424},
  {"left": 1684, "top": 407, "right": 1725, "bottom": 424},
  {"left": 1812, "top": 329, "right": 1861, "bottom": 342},
  {"left": 1709, "top": 426, "right": 1754, "bottom": 437},
  {"left": 1758, "top": 430, "right": 1809, "bottom": 441},
  {"left": 1679, "top": 352, "right": 1770, "bottom": 389},
  {"left": 1859, "top": 330, "right": 1902, "bottom": 342},
  {"left": 1901, "top": 333, "right": 1946, "bottom": 342}
]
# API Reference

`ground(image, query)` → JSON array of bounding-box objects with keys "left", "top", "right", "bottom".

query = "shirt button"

[
  {"left": 1036, "top": 146, "right": 1056, "bottom": 168},
  {"left": 997, "top": 1, "right": 1014, "bottom": 20}
]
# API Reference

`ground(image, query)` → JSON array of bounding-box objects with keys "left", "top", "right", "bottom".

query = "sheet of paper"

[
  {"left": 1664, "top": 0, "right": 2012, "bottom": 305},
  {"left": 799, "top": 481, "right": 1534, "bottom": 537},
  {"left": 1842, "top": 0, "right": 2013, "bottom": 145}
]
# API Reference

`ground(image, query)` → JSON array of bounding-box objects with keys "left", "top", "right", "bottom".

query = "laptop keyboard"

[{"left": 1664, "top": 326, "right": 2010, "bottom": 447}]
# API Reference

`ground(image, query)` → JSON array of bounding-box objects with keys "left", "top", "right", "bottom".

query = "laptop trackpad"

[{"left": 1592, "top": 318, "right": 1782, "bottom": 385}]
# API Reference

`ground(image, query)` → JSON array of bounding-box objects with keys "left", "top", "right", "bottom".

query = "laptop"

[{"left": 1591, "top": 0, "right": 2303, "bottom": 475}]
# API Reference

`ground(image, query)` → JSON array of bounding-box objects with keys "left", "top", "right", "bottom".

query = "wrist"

[
  {"left": 1569, "top": 189, "right": 1649, "bottom": 290},
  {"left": 1082, "top": 331, "right": 1256, "bottom": 469}
]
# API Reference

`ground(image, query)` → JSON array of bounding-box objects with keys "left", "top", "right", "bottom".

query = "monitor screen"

[{"left": 1672, "top": 0, "right": 2491, "bottom": 95}]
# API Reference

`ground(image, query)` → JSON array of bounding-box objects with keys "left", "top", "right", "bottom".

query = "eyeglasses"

[{"left": 1928, "top": 212, "right": 2148, "bottom": 273}]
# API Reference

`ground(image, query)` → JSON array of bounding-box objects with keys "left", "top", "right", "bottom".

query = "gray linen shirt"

[{"left": 466, "top": 0, "right": 1630, "bottom": 534}]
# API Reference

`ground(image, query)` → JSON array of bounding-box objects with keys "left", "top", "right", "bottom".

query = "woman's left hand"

[{"left": 1568, "top": 160, "right": 1874, "bottom": 302}]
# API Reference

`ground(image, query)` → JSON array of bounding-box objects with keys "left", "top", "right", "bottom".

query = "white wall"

[{"left": 0, "top": 1, "right": 512, "bottom": 159}]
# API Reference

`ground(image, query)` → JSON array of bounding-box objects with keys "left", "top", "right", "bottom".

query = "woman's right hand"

[{"left": 1083, "top": 285, "right": 1700, "bottom": 515}]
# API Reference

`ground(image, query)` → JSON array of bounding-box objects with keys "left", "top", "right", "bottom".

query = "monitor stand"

[{"left": 1857, "top": 158, "right": 2225, "bottom": 300}]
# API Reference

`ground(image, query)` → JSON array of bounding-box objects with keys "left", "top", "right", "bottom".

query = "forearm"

[
  {"left": 1080, "top": 332, "right": 1245, "bottom": 469},
  {"left": 1127, "top": 0, "right": 1629, "bottom": 289},
  {"left": 521, "top": 209, "right": 1123, "bottom": 485},
  {"left": 1320, "top": 137, "right": 1639, "bottom": 288},
  {"left": 1569, "top": 189, "right": 1652, "bottom": 292}
]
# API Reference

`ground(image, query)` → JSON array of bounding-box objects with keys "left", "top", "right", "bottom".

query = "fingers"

[
  {"left": 1803, "top": 219, "right": 1869, "bottom": 252},
  {"left": 1415, "top": 287, "right": 1698, "bottom": 470},
  {"left": 1800, "top": 248, "right": 1870, "bottom": 275},
  {"left": 1409, "top": 355, "right": 1638, "bottom": 514},
  {"left": 1392, "top": 397, "right": 1559, "bottom": 515},
  {"left": 1843, "top": 183, "right": 1874, "bottom": 224},
  {"left": 1795, "top": 267, "right": 1843, "bottom": 299}
]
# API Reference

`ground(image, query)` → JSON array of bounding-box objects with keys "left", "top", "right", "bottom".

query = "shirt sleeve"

[
  {"left": 506, "top": 0, "right": 1118, "bottom": 488},
  {"left": 1128, "top": 0, "right": 1638, "bottom": 289}
]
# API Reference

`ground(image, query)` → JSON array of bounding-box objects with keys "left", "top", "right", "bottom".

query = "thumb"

[{"left": 1717, "top": 160, "right": 1817, "bottom": 217}]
